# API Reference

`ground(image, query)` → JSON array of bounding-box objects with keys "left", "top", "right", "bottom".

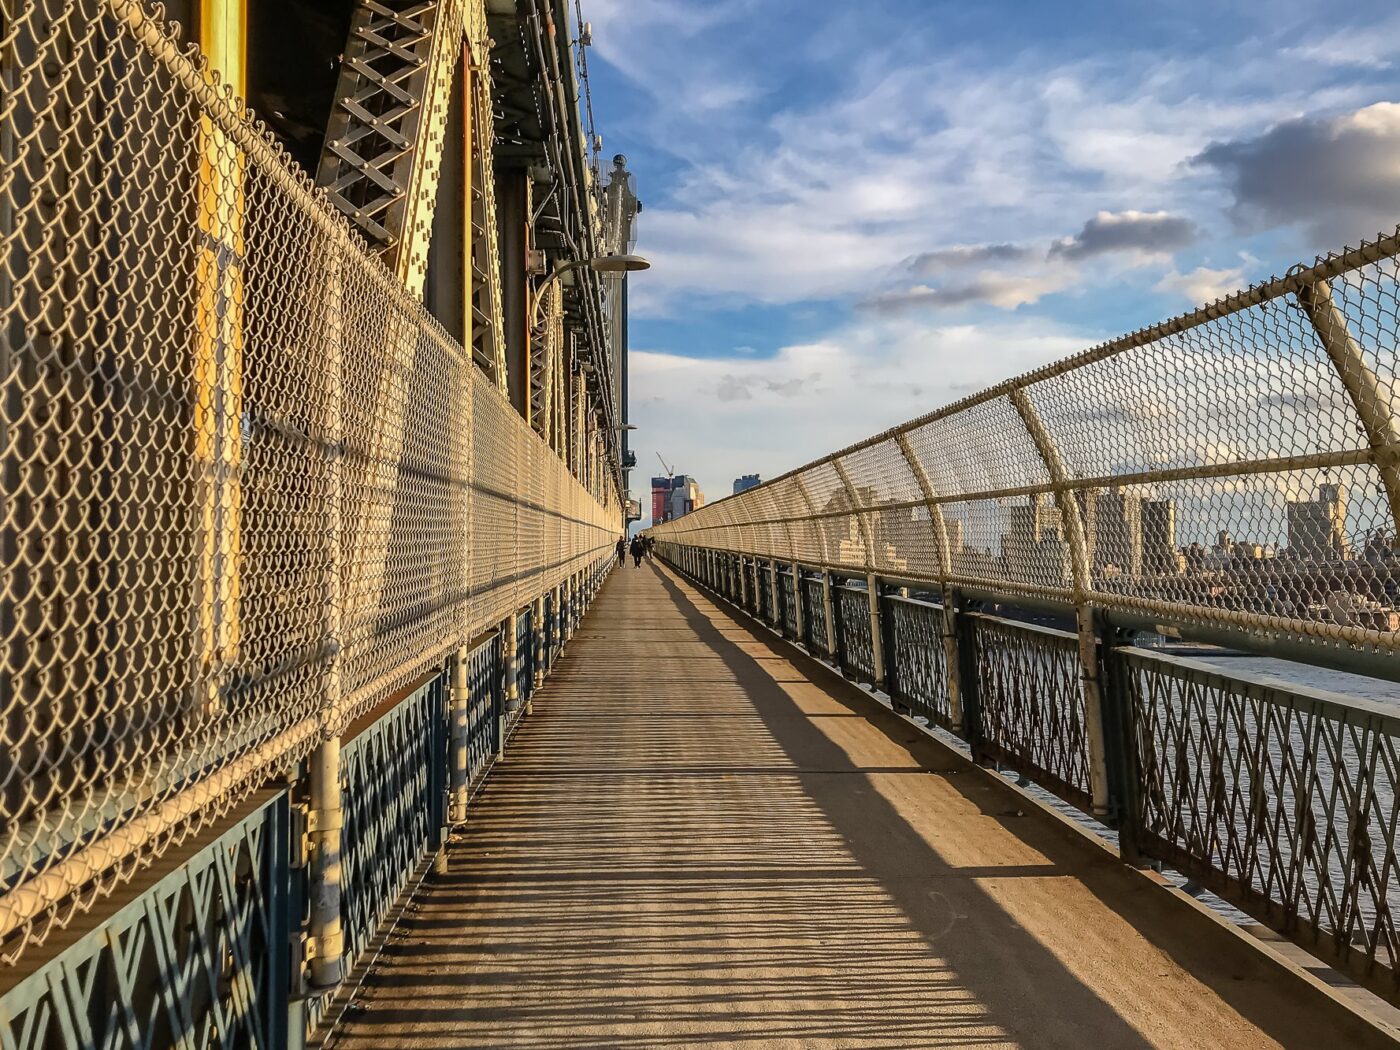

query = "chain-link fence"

[
  {"left": 651, "top": 233, "right": 1400, "bottom": 658},
  {"left": 0, "top": 0, "right": 619, "bottom": 962},
  {"left": 653, "top": 223, "right": 1400, "bottom": 999}
]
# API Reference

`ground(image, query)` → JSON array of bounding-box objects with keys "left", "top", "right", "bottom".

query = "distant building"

[
  {"left": 1004, "top": 493, "right": 1068, "bottom": 585},
  {"left": 1092, "top": 488, "right": 1143, "bottom": 578},
  {"left": 1286, "top": 483, "right": 1349, "bottom": 561},
  {"left": 650, "top": 476, "right": 669, "bottom": 525},
  {"left": 651, "top": 474, "right": 705, "bottom": 524},
  {"left": 944, "top": 517, "right": 965, "bottom": 556},
  {"left": 1140, "top": 499, "right": 1178, "bottom": 576},
  {"left": 733, "top": 474, "right": 761, "bottom": 495}
]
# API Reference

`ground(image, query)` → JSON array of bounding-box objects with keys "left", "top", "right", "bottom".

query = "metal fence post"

[
  {"left": 533, "top": 596, "right": 546, "bottom": 699},
  {"left": 307, "top": 736, "right": 344, "bottom": 989},
  {"left": 790, "top": 561, "right": 803, "bottom": 642},
  {"left": 941, "top": 584, "right": 965, "bottom": 729},
  {"left": 1096, "top": 613, "right": 1145, "bottom": 861},
  {"left": 821, "top": 569, "right": 837, "bottom": 658},
  {"left": 738, "top": 556, "right": 749, "bottom": 607},
  {"left": 502, "top": 612, "right": 518, "bottom": 750},
  {"left": 494, "top": 626, "right": 506, "bottom": 760},
  {"left": 954, "top": 595, "right": 985, "bottom": 760},
  {"left": 1297, "top": 278, "right": 1400, "bottom": 535},
  {"left": 448, "top": 646, "right": 470, "bottom": 823},
  {"left": 867, "top": 573, "right": 886, "bottom": 690},
  {"left": 769, "top": 559, "right": 781, "bottom": 625},
  {"left": 1011, "top": 386, "right": 1111, "bottom": 819}
]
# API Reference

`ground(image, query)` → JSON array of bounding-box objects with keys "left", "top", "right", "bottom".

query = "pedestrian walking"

[
  {"left": 615, "top": 536, "right": 626, "bottom": 566},
  {"left": 630, "top": 535, "right": 645, "bottom": 567}
]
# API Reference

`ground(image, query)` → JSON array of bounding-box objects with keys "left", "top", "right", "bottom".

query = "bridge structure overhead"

[{"left": 4, "top": 0, "right": 1400, "bottom": 1046}]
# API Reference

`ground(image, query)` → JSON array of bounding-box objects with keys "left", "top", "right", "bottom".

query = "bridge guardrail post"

[
  {"left": 502, "top": 613, "right": 517, "bottom": 754},
  {"left": 532, "top": 596, "right": 546, "bottom": 701},
  {"left": 867, "top": 573, "right": 887, "bottom": 692},
  {"left": 738, "top": 556, "right": 749, "bottom": 608},
  {"left": 1011, "top": 386, "right": 1112, "bottom": 820},
  {"left": 941, "top": 585, "right": 965, "bottom": 730},
  {"left": 954, "top": 596, "right": 986, "bottom": 762},
  {"left": 449, "top": 645, "right": 470, "bottom": 823},
  {"left": 307, "top": 735, "right": 345, "bottom": 989},
  {"left": 1074, "top": 604, "right": 1113, "bottom": 820},
  {"left": 884, "top": 583, "right": 908, "bottom": 714},
  {"left": 1096, "top": 614, "right": 1145, "bottom": 863},
  {"left": 769, "top": 559, "right": 781, "bottom": 627},
  {"left": 432, "top": 667, "right": 450, "bottom": 873},
  {"left": 790, "top": 561, "right": 804, "bottom": 643},
  {"left": 821, "top": 570, "right": 838, "bottom": 661}
]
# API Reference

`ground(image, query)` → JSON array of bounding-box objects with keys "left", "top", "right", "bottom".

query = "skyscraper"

[
  {"left": 1004, "top": 493, "right": 1068, "bottom": 585},
  {"left": 651, "top": 476, "right": 670, "bottom": 525},
  {"left": 733, "top": 474, "right": 761, "bottom": 495},
  {"left": 1093, "top": 488, "right": 1143, "bottom": 578},
  {"left": 1286, "top": 483, "right": 1349, "bottom": 561},
  {"left": 1141, "top": 499, "right": 1178, "bottom": 575},
  {"left": 651, "top": 475, "right": 706, "bottom": 524}
]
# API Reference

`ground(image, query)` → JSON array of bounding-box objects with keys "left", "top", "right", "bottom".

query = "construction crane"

[{"left": 654, "top": 453, "right": 677, "bottom": 525}]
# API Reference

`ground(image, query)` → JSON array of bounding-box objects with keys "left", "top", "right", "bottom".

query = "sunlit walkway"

[{"left": 328, "top": 561, "right": 1385, "bottom": 1049}]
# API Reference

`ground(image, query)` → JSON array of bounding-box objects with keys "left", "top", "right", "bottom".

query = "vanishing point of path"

[{"left": 328, "top": 561, "right": 1392, "bottom": 1049}]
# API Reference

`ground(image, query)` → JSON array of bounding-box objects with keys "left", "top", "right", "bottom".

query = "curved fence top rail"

[{"left": 652, "top": 223, "right": 1400, "bottom": 658}]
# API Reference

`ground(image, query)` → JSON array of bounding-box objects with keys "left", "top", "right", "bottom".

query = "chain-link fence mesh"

[
  {"left": 653, "top": 236, "right": 1400, "bottom": 655},
  {"left": 0, "top": 0, "right": 619, "bottom": 962}
]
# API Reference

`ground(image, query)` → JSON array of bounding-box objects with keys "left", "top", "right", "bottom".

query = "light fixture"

[
  {"left": 586, "top": 254, "right": 650, "bottom": 274},
  {"left": 530, "top": 254, "right": 651, "bottom": 328}
]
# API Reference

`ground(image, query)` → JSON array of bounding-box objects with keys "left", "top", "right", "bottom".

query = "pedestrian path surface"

[{"left": 329, "top": 561, "right": 1391, "bottom": 1049}]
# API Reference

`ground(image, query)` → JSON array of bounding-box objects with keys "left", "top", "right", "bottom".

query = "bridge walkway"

[{"left": 327, "top": 561, "right": 1389, "bottom": 1049}]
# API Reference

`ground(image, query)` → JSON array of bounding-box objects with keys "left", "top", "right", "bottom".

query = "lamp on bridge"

[{"left": 530, "top": 254, "right": 651, "bottom": 329}]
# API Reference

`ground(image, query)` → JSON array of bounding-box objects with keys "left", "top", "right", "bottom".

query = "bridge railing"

[
  {"left": 651, "top": 221, "right": 1400, "bottom": 1001},
  {"left": 0, "top": 0, "right": 619, "bottom": 984}
]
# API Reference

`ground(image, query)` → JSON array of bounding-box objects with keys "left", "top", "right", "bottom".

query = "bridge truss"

[{"left": 0, "top": 0, "right": 621, "bottom": 1042}]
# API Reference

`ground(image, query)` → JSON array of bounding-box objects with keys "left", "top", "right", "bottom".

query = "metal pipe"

[
  {"left": 768, "top": 559, "right": 780, "bottom": 626},
  {"left": 941, "top": 585, "right": 965, "bottom": 726},
  {"left": 791, "top": 561, "right": 804, "bottom": 641},
  {"left": 308, "top": 735, "right": 344, "bottom": 988},
  {"left": 1010, "top": 388, "right": 1109, "bottom": 816},
  {"left": 1296, "top": 278, "right": 1400, "bottom": 540},
  {"left": 504, "top": 612, "right": 519, "bottom": 711},
  {"left": 867, "top": 572, "right": 886, "bottom": 687},
  {"left": 821, "top": 570, "right": 837, "bottom": 656},
  {"left": 449, "top": 646, "right": 470, "bottom": 823}
]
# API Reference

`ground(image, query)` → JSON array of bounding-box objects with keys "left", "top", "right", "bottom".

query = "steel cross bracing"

[
  {"left": 317, "top": 0, "right": 461, "bottom": 294},
  {"left": 468, "top": 41, "right": 508, "bottom": 388},
  {"left": 0, "top": 0, "right": 623, "bottom": 978}
]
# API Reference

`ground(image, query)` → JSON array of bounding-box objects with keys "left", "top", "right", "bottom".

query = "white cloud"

[
  {"left": 863, "top": 270, "right": 1076, "bottom": 313},
  {"left": 592, "top": 4, "right": 1400, "bottom": 501},
  {"left": 627, "top": 316, "right": 1087, "bottom": 517},
  {"left": 1155, "top": 265, "right": 1248, "bottom": 305},
  {"left": 1283, "top": 16, "right": 1400, "bottom": 71},
  {"left": 612, "top": 29, "right": 1390, "bottom": 315}
]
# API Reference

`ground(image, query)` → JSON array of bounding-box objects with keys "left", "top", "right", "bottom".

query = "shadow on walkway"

[{"left": 328, "top": 561, "right": 1392, "bottom": 1050}]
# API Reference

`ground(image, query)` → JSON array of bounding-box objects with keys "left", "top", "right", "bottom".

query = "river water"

[{"left": 1193, "top": 654, "right": 1400, "bottom": 705}]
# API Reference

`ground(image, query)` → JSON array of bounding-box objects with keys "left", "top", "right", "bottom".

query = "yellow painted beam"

[{"left": 195, "top": 0, "right": 247, "bottom": 713}]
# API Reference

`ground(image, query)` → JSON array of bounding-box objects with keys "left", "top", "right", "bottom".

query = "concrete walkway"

[{"left": 329, "top": 561, "right": 1393, "bottom": 1049}]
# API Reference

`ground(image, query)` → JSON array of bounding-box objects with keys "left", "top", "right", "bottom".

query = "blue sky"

[{"left": 580, "top": 0, "right": 1400, "bottom": 518}]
